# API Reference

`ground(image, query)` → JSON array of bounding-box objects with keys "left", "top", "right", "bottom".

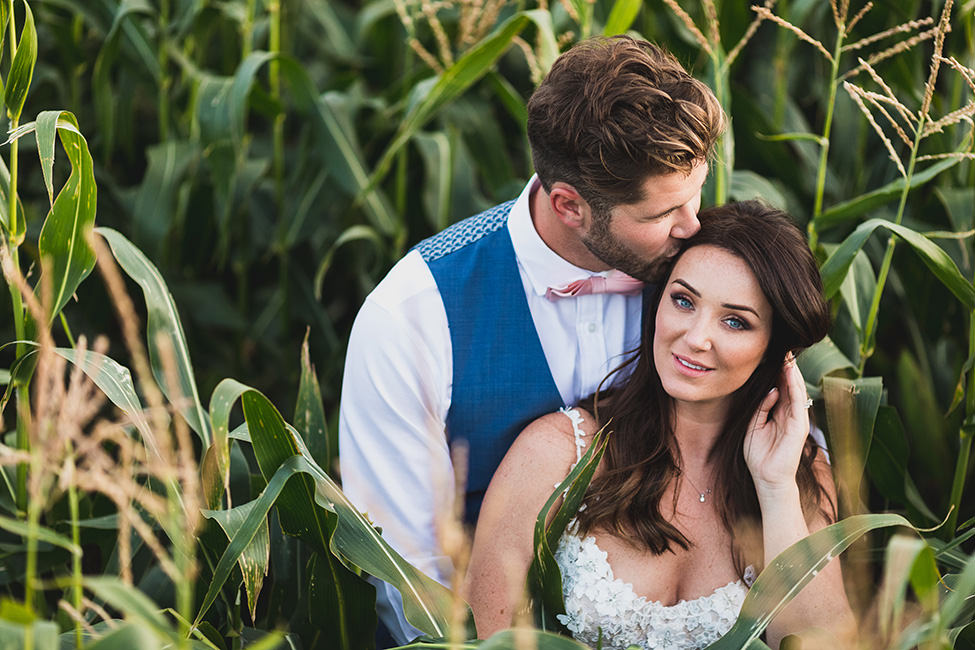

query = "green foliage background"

[{"left": 0, "top": 0, "right": 973, "bottom": 648}]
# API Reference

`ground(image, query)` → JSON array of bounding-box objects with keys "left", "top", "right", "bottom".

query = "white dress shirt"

[{"left": 338, "top": 178, "right": 644, "bottom": 642}]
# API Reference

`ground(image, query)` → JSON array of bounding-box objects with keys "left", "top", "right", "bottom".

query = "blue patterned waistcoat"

[{"left": 415, "top": 200, "right": 564, "bottom": 525}]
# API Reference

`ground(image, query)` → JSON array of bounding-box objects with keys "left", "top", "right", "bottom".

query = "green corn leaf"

[
  {"left": 195, "top": 454, "right": 455, "bottom": 640},
  {"left": 27, "top": 111, "right": 97, "bottom": 321},
  {"left": 83, "top": 577, "right": 179, "bottom": 643},
  {"left": 478, "top": 629, "right": 591, "bottom": 648},
  {"left": 527, "top": 427, "right": 608, "bottom": 633},
  {"left": 96, "top": 227, "right": 211, "bottom": 445},
  {"left": 132, "top": 140, "right": 199, "bottom": 258},
  {"left": 835, "top": 247, "right": 876, "bottom": 335},
  {"left": 204, "top": 381, "right": 409, "bottom": 647},
  {"left": 294, "top": 330, "right": 330, "bottom": 474},
  {"left": 0, "top": 0, "right": 10, "bottom": 61},
  {"left": 4, "top": 0, "right": 36, "bottom": 121},
  {"left": 755, "top": 131, "right": 827, "bottom": 145},
  {"left": 0, "top": 619, "right": 58, "bottom": 650},
  {"left": 603, "top": 0, "right": 642, "bottom": 36},
  {"left": 0, "top": 514, "right": 81, "bottom": 556},
  {"left": 705, "top": 513, "right": 914, "bottom": 649},
  {"left": 313, "top": 225, "right": 385, "bottom": 300},
  {"left": 0, "top": 150, "right": 24, "bottom": 233},
  {"left": 229, "top": 51, "right": 397, "bottom": 238},
  {"left": 241, "top": 390, "right": 379, "bottom": 649},
  {"left": 728, "top": 170, "right": 788, "bottom": 209},
  {"left": 864, "top": 406, "right": 912, "bottom": 509},
  {"left": 413, "top": 131, "right": 452, "bottom": 232},
  {"left": 91, "top": 0, "right": 155, "bottom": 160},
  {"left": 940, "top": 550, "right": 975, "bottom": 634},
  {"left": 80, "top": 623, "right": 163, "bottom": 650},
  {"left": 201, "top": 500, "right": 270, "bottom": 621},
  {"left": 876, "top": 535, "right": 928, "bottom": 639},
  {"left": 486, "top": 70, "right": 528, "bottom": 127},
  {"left": 369, "top": 10, "right": 555, "bottom": 191},
  {"left": 815, "top": 157, "right": 959, "bottom": 231},
  {"left": 306, "top": 547, "right": 378, "bottom": 650},
  {"left": 820, "top": 218, "right": 975, "bottom": 310},
  {"left": 50, "top": 345, "right": 160, "bottom": 458},
  {"left": 796, "top": 337, "right": 855, "bottom": 396},
  {"left": 822, "top": 376, "right": 884, "bottom": 512}
]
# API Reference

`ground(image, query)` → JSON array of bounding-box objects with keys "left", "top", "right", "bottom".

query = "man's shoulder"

[{"left": 413, "top": 199, "right": 516, "bottom": 263}]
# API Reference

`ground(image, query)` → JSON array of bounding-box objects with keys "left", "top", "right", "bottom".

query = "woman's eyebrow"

[{"left": 672, "top": 279, "right": 760, "bottom": 317}]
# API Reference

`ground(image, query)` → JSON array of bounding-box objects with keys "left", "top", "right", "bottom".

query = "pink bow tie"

[{"left": 546, "top": 270, "right": 645, "bottom": 300}]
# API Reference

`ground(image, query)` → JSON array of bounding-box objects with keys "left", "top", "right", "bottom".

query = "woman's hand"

[{"left": 743, "top": 352, "right": 810, "bottom": 496}]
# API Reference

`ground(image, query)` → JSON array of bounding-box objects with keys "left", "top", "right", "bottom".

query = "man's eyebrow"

[{"left": 672, "top": 278, "right": 761, "bottom": 317}]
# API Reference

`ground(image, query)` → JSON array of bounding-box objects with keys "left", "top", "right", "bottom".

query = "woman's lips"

[{"left": 672, "top": 353, "right": 714, "bottom": 377}]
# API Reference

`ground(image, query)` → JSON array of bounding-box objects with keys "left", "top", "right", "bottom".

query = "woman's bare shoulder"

[{"left": 513, "top": 408, "right": 600, "bottom": 453}]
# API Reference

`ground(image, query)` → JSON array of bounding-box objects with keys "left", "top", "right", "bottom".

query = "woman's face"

[{"left": 652, "top": 245, "right": 773, "bottom": 411}]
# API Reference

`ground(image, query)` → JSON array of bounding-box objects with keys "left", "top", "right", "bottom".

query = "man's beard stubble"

[{"left": 581, "top": 210, "right": 674, "bottom": 283}]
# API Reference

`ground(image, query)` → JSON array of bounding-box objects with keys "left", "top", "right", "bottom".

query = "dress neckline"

[{"left": 570, "top": 532, "right": 748, "bottom": 610}]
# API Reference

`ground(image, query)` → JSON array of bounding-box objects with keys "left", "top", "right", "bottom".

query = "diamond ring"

[{"left": 804, "top": 398, "right": 813, "bottom": 409}]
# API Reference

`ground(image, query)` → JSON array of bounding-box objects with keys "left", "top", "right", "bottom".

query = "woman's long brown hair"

[{"left": 576, "top": 200, "right": 834, "bottom": 576}]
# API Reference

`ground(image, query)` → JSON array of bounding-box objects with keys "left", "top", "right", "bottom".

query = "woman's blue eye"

[
  {"left": 672, "top": 294, "right": 692, "bottom": 309},
  {"left": 724, "top": 316, "right": 748, "bottom": 330}
]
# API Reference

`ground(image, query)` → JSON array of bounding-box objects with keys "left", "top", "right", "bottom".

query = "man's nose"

[{"left": 670, "top": 205, "right": 701, "bottom": 239}]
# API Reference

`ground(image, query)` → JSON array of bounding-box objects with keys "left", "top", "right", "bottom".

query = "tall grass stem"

[
  {"left": 270, "top": 0, "right": 284, "bottom": 215},
  {"left": 858, "top": 121, "right": 925, "bottom": 373},
  {"left": 810, "top": 29, "right": 847, "bottom": 250},
  {"left": 67, "top": 448, "right": 83, "bottom": 648},
  {"left": 158, "top": 0, "right": 170, "bottom": 142}
]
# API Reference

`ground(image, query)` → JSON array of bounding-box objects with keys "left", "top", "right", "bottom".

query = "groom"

[{"left": 338, "top": 35, "right": 724, "bottom": 643}]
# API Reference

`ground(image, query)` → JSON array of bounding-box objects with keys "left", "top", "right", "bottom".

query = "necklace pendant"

[{"left": 698, "top": 493, "right": 706, "bottom": 503}]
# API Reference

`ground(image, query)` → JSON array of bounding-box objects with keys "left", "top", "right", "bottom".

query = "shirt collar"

[{"left": 508, "top": 175, "right": 608, "bottom": 297}]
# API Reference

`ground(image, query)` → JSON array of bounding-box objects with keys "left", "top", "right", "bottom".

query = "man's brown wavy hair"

[
  {"left": 527, "top": 35, "right": 724, "bottom": 215},
  {"left": 576, "top": 201, "right": 834, "bottom": 577}
]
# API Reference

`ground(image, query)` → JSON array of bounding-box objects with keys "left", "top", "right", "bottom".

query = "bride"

[{"left": 464, "top": 201, "right": 855, "bottom": 649}]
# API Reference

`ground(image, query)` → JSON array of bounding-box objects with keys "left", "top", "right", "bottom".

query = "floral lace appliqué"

[{"left": 555, "top": 534, "right": 749, "bottom": 650}]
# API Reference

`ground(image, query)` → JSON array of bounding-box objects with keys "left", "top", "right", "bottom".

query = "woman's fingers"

[{"left": 751, "top": 386, "right": 779, "bottom": 430}]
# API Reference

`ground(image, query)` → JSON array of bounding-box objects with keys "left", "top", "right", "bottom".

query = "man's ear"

[{"left": 549, "top": 182, "right": 590, "bottom": 229}]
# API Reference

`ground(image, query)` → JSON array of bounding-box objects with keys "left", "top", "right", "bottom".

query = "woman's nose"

[{"left": 683, "top": 317, "right": 712, "bottom": 351}]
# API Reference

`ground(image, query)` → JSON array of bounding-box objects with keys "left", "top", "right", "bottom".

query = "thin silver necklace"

[{"left": 678, "top": 468, "right": 712, "bottom": 503}]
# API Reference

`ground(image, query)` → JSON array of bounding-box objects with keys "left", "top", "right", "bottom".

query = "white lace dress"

[{"left": 553, "top": 408, "right": 753, "bottom": 650}]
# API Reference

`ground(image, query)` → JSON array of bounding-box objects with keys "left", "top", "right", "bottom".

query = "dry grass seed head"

[
  {"left": 558, "top": 0, "right": 579, "bottom": 22},
  {"left": 844, "top": 1, "right": 874, "bottom": 35},
  {"left": 842, "top": 27, "right": 938, "bottom": 80},
  {"left": 155, "top": 332, "right": 202, "bottom": 537},
  {"left": 921, "top": 0, "right": 954, "bottom": 120},
  {"left": 923, "top": 104, "right": 975, "bottom": 137},
  {"left": 843, "top": 16, "right": 933, "bottom": 52},
  {"left": 857, "top": 57, "right": 918, "bottom": 128},
  {"left": 862, "top": 90, "right": 914, "bottom": 146},
  {"left": 58, "top": 600, "right": 98, "bottom": 637},
  {"left": 703, "top": 0, "right": 720, "bottom": 46},
  {"left": 726, "top": 0, "right": 776, "bottom": 67},
  {"left": 917, "top": 152, "right": 975, "bottom": 161},
  {"left": 845, "top": 81, "right": 907, "bottom": 177},
  {"left": 939, "top": 55, "right": 975, "bottom": 95},
  {"left": 752, "top": 5, "right": 833, "bottom": 62},
  {"left": 663, "top": 0, "right": 712, "bottom": 54},
  {"left": 442, "top": 443, "right": 472, "bottom": 646},
  {"left": 513, "top": 36, "right": 544, "bottom": 85},
  {"left": 419, "top": 0, "right": 454, "bottom": 68},
  {"left": 471, "top": 0, "right": 506, "bottom": 47},
  {"left": 830, "top": 0, "right": 850, "bottom": 30}
]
